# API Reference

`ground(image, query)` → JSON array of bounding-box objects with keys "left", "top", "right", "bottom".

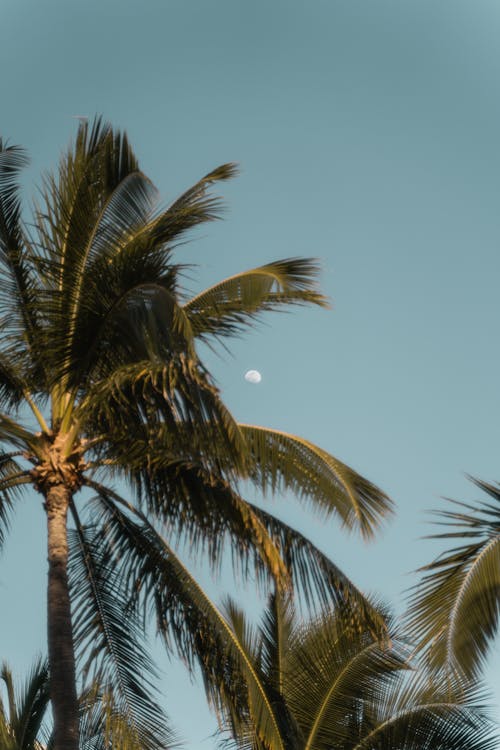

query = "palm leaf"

[
  {"left": 0, "top": 658, "right": 50, "bottom": 750},
  {"left": 286, "top": 610, "right": 406, "bottom": 750},
  {"left": 68, "top": 510, "right": 172, "bottom": 750},
  {"left": 80, "top": 489, "right": 288, "bottom": 750},
  {"left": 245, "top": 503, "right": 388, "bottom": 638},
  {"left": 407, "top": 479, "right": 500, "bottom": 679},
  {"left": 183, "top": 258, "right": 328, "bottom": 341},
  {"left": 0, "top": 142, "right": 41, "bottom": 384},
  {"left": 240, "top": 424, "right": 393, "bottom": 539}
]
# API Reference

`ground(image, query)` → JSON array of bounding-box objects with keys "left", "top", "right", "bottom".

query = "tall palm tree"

[
  {"left": 407, "top": 478, "right": 500, "bottom": 680},
  {"left": 0, "top": 118, "right": 392, "bottom": 750},
  {"left": 0, "top": 660, "right": 50, "bottom": 750},
  {"left": 208, "top": 593, "right": 496, "bottom": 750}
]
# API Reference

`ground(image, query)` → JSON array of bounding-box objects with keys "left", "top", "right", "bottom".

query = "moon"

[{"left": 244, "top": 369, "right": 262, "bottom": 384}]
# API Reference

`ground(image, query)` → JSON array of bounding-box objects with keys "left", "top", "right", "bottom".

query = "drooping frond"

[
  {"left": 407, "top": 478, "right": 500, "bottom": 679},
  {"left": 68, "top": 512, "right": 172, "bottom": 750},
  {"left": 240, "top": 424, "right": 393, "bottom": 539},
  {"left": 183, "top": 258, "right": 329, "bottom": 342},
  {"left": 77, "top": 489, "right": 288, "bottom": 750},
  {"left": 245, "top": 503, "right": 388, "bottom": 638}
]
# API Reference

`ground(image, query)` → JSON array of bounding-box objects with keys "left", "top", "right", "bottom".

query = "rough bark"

[{"left": 45, "top": 483, "right": 79, "bottom": 750}]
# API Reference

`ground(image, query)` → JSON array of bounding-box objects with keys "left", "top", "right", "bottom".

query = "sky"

[{"left": 2, "top": 0, "right": 500, "bottom": 744}]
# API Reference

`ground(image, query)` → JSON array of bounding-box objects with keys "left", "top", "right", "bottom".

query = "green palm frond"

[
  {"left": 183, "top": 258, "right": 328, "bottom": 341},
  {"left": 217, "top": 595, "right": 496, "bottom": 750},
  {"left": 78, "top": 681, "right": 179, "bottom": 750},
  {"left": 407, "top": 478, "right": 500, "bottom": 679},
  {"left": 244, "top": 503, "right": 388, "bottom": 638},
  {"left": 241, "top": 425, "right": 393, "bottom": 539},
  {"left": 86, "top": 472, "right": 288, "bottom": 591},
  {"left": 0, "top": 142, "right": 40, "bottom": 381},
  {"left": 286, "top": 610, "right": 406, "bottom": 750},
  {"left": 68, "top": 514, "right": 172, "bottom": 750},
  {"left": 349, "top": 672, "right": 496, "bottom": 750},
  {"left": 0, "top": 658, "right": 50, "bottom": 750},
  {"left": 78, "top": 489, "right": 288, "bottom": 750},
  {"left": 81, "top": 356, "right": 246, "bottom": 468}
]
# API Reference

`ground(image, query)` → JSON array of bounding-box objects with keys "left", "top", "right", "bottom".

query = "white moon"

[{"left": 244, "top": 369, "right": 262, "bottom": 384}]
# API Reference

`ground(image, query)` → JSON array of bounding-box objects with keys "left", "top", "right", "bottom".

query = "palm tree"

[
  {"left": 0, "top": 660, "right": 50, "bottom": 750},
  {"left": 407, "top": 478, "right": 500, "bottom": 680},
  {"left": 0, "top": 118, "right": 392, "bottom": 750},
  {"left": 207, "top": 593, "right": 496, "bottom": 750}
]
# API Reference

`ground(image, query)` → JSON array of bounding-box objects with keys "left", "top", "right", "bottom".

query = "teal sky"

[{"left": 2, "top": 0, "right": 500, "bottom": 744}]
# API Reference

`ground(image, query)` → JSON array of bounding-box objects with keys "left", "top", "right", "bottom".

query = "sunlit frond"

[
  {"left": 407, "top": 478, "right": 500, "bottom": 679},
  {"left": 184, "top": 258, "right": 328, "bottom": 341},
  {"left": 217, "top": 595, "right": 496, "bottom": 750},
  {"left": 241, "top": 424, "right": 393, "bottom": 539}
]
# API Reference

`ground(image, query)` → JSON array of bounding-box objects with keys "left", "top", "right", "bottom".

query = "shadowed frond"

[
  {"left": 407, "top": 478, "right": 500, "bottom": 679},
  {"left": 184, "top": 258, "right": 329, "bottom": 341},
  {"left": 0, "top": 658, "right": 50, "bottom": 750},
  {"left": 0, "top": 142, "right": 41, "bottom": 385},
  {"left": 78, "top": 681, "right": 178, "bottom": 750},
  {"left": 76, "top": 489, "right": 289, "bottom": 750},
  {"left": 68, "top": 512, "right": 172, "bottom": 750},
  {"left": 241, "top": 425, "right": 393, "bottom": 539},
  {"left": 81, "top": 356, "right": 246, "bottom": 467}
]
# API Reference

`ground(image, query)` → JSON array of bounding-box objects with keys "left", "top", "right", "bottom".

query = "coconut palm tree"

[
  {"left": 0, "top": 660, "right": 50, "bottom": 750},
  {"left": 407, "top": 478, "right": 500, "bottom": 680},
  {"left": 0, "top": 118, "right": 392, "bottom": 750},
  {"left": 208, "top": 593, "right": 496, "bottom": 750}
]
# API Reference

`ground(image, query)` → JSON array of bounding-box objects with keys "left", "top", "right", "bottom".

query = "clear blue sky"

[{"left": 2, "top": 0, "right": 500, "bottom": 744}]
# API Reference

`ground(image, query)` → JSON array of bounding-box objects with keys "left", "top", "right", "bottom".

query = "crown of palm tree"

[{"left": 0, "top": 118, "right": 393, "bottom": 750}]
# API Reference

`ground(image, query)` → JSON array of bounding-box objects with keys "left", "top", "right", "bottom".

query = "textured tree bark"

[{"left": 45, "top": 483, "right": 79, "bottom": 750}]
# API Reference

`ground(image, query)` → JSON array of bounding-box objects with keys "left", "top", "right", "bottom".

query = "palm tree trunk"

[{"left": 45, "top": 483, "right": 79, "bottom": 750}]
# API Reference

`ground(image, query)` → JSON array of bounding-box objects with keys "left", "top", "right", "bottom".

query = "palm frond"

[
  {"left": 349, "top": 672, "right": 496, "bottom": 750},
  {"left": 68, "top": 509, "right": 172, "bottom": 750},
  {"left": 79, "top": 489, "right": 288, "bottom": 750},
  {"left": 241, "top": 424, "right": 393, "bottom": 539},
  {"left": 0, "top": 142, "right": 41, "bottom": 384},
  {"left": 81, "top": 356, "right": 246, "bottom": 470},
  {"left": 0, "top": 658, "right": 50, "bottom": 750},
  {"left": 286, "top": 608, "right": 406, "bottom": 750},
  {"left": 183, "top": 258, "right": 328, "bottom": 341},
  {"left": 244, "top": 503, "right": 388, "bottom": 638},
  {"left": 78, "top": 681, "right": 179, "bottom": 750},
  {"left": 407, "top": 479, "right": 500, "bottom": 679},
  {"left": 89, "top": 461, "right": 288, "bottom": 588}
]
